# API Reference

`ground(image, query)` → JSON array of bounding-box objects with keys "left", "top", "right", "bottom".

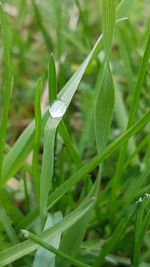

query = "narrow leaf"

[
  {"left": 33, "top": 212, "right": 63, "bottom": 267},
  {"left": 32, "top": 78, "right": 43, "bottom": 202},
  {"left": 101, "top": 0, "right": 116, "bottom": 60}
]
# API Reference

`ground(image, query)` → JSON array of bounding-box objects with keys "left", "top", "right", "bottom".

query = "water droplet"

[
  {"left": 136, "top": 197, "right": 143, "bottom": 204},
  {"left": 49, "top": 99, "right": 67, "bottom": 118},
  {"left": 144, "top": 193, "right": 150, "bottom": 199}
]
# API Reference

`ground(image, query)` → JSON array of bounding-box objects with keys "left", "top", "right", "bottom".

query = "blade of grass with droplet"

[
  {"left": 33, "top": 212, "right": 63, "bottom": 267},
  {"left": 1, "top": 34, "right": 102, "bottom": 185},
  {"left": 101, "top": 0, "right": 116, "bottom": 60},
  {"left": 23, "top": 230, "right": 91, "bottom": 267},
  {"left": 48, "top": 53, "right": 57, "bottom": 103},
  {"left": 32, "top": 78, "right": 43, "bottom": 202},
  {"left": 1, "top": 9, "right": 132, "bottom": 185},
  {"left": 0, "top": 3, "right": 13, "bottom": 185},
  {"left": 111, "top": 30, "right": 150, "bottom": 204},
  {"left": 0, "top": 197, "right": 95, "bottom": 266},
  {"left": 18, "top": 109, "right": 150, "bottom": 229}
]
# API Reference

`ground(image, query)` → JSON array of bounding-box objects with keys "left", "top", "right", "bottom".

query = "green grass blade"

[
  {"left": 133, "top": 195, "right": 150, "bottom": 267},
  {"left": 33, "top": 212, "right": 63, "bottom": 267},
  {"left": 48, "top": 53, "right": 57, "bottom": 103},
  {"left": 32, "top": 78, "right": 43, "bottom": 202},
  {"left": 116, "top": 0, "right": 136, "bottom": 20},
  {"left": 40, "top": 117, "right": 59, "bottom": 228},
  {"left": 94, "top": 63, "right": 115, "bottom": 153},
  {"left": 101, "top": 0, "right": 116, "bottom": 60},
  {"left": 0, "top": 197, "right": 95, "bottom": 266},
  {"left": 1, "top": 12, "right": 131, "bottom": 185},
  {"left": 1, "top": 34, "right": 103, "bottom": 185},
  {"left": 22, "top": 230, "right": 91, "bottom": 267},
  {"left": 0, "top": 202, "right": 18, "bottom": 244},
  {"left": 111, "top": 30, "right": 150, "bottom": 201},
  {"left": 0, "top": 190, "right": 23, "bottom": 223},
  {"left": 32, "top": 0, "right": 53, "bottom": 51},
  {"left": 18, "top": 109, "right": 150, "bottom": 229},
  {"left": 0, "top": 3, "right": 13, "bottom": 185},
  {"left": 93, "top": 204, "right": 137, "bottom": 267},
  {"left": 59, "top": 120, "right": 82, "bottom": 168},
  {"left": 22, "top": 230, "right": 90, "bottom": 267}
]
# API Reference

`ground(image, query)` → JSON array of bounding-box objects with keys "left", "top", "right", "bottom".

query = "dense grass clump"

[{"left": 0, "top": 1, "right": 150, "bottom": 266}]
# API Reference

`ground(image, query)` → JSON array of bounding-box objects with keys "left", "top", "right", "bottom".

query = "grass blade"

[
  {"left": 0, "top": 3, "right": 13, "bottom": 184},
  {"left": 94, "top": 63, "right": 115, "bottom": 153},
  {"left": 0, "top": 197, "right": 95, "bottom": 266},
  {"left": 111, "top": 30, "right": 150, "bottom": 201},
  {"left": 0, "top": 202, "right": 18, "bottom": 244},
  {"left": 32, "top": 78, "right": 43, "bottom": 202},
  {"left": 101, "top": 0, "right": 116, "bottom": 60},
  {"left": 48, "top": 53, "right": 57, "bottom": 103},
  {"left": 33, "top": 212, "right": 63, "bottom": 267},
  {"left": 18, "top": 109, "right": 150, "bottom": 229}
]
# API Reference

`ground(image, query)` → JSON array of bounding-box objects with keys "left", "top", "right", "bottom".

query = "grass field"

[{"left": 0, "top": 0, "right": 150, "bottom": 266}]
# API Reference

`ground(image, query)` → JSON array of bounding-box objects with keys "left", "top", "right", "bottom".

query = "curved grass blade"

[{"left": 32, "top": 78, "right": 43, "bottom": 202}]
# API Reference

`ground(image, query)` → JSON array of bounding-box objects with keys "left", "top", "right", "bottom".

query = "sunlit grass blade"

[
  {"left": 33, "top": 212, "right": 62, "bottom": 267},
  {"left": 48, "top": 53, "right": 57, "bottom": 103},
  {"left": 0, "top": 3, "right": 13, "bottom": 185},
  {"left": 32, "top": 78, "right": 43, "bottom": 202},
  {"left": 101, "top": 0, "right": 116, "bottom": 60}
]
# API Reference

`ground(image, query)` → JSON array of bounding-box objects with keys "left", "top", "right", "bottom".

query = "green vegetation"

[{"left": 0, "top": 0, "right": 150, "bottom": 266}]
